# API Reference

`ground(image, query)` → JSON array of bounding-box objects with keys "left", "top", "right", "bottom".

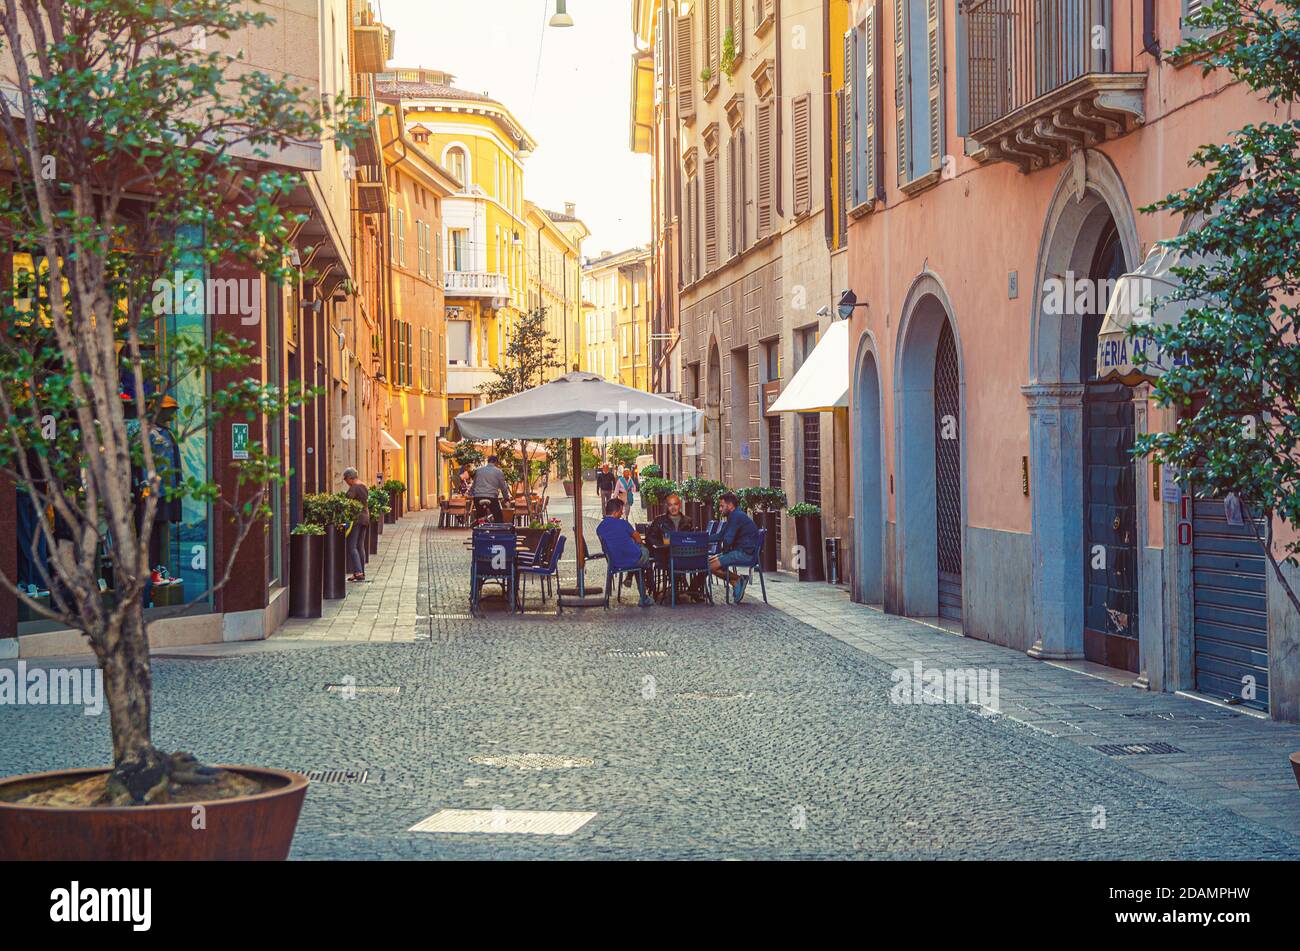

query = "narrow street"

[{"left": 5, "top": 508, "right": 1298, "bottom": 860}]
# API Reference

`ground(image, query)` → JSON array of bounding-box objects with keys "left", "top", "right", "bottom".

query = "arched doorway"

[
  {"left": 853, "top": 338, "right": 884, "bottom": 605},
  {"left": 705, "top": 340, "right": 722, "bottom": 477},
  {"left": 895, "top": 278, "right": 964, "bottom": 622},
  {"left": 1026, "top": 150, "right": 1142, "bottom": 664}
]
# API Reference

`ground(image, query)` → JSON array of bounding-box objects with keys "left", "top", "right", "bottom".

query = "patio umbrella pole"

[{"left": 572, "top": 436, "right": 585, "bottom": 595}]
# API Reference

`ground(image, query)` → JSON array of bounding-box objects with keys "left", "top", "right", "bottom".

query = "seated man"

[
  {"left": 708, "top": 491, "right": 760, "bottom": 604},
  {"left": 595, "top": 497, "right": 653, "bottom": 608},
  {"left": 648, "top": 492, "right": 703, "bottom": 600}
]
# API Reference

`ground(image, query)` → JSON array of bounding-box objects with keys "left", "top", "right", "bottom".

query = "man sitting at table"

[
  {"left": 709, "top": 491, "right": 760, "bottom": 604},
  {"left": 595, "top": 497, "right": 653, "bottom": 608},
  {"left": 470, "top": 455, "right": 512, "bottom": 524},
  {"left": 647, "top": 492, "right": 703, "bottom": 601}
]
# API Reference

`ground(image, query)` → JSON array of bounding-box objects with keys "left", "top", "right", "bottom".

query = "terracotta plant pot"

[
  {"left": 0, "top": 766, "right": 308, "bottom": 860},
  {"left": 322, "top": 524, "right": 347, "bottom": 600},
  {"left": 289, "top": 533, "right": 322, "bottom": 619},
  {"left": 563, "top": 480, "right": 574, "bottom": 497}
]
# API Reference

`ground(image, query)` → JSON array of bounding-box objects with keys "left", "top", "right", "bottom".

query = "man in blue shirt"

[
  {"left": 595, "top": 497, "right": 653, "bottom": 607},
  {"left": 709, "top": 491, "right": 760, "bottom": 603}
]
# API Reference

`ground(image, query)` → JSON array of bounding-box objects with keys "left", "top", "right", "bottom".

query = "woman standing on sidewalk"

[
  {"left": 343, "top": 467, "right": 370, "bottom": 582},
  {"left": 617, "top": 467, "right": 637, "bottom": 518}
]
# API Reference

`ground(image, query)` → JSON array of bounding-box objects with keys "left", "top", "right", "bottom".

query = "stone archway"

[
  {"left": 894, "top": 273, "right": 966, "bottom": 622},
  {"left": 704, "top": 339, "right": 722, "bottom": 478},
  {"left": 852, "top": 332, "right": 885, "bottom": 606},
  {"left": 1024, "top": 149, "right": 1142, "bottom": 661}
]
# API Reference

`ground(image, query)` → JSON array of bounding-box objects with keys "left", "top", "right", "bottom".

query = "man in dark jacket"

[
  {"left": 709, "top": 491, "right": 760, "bottom": 603},
  {"left": 595, "top": 462, "right": 616, "bottom": 517}
]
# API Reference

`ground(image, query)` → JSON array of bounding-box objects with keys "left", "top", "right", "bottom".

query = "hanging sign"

[
  {"left": 1160, "top": 463, "right": 1181, "bottom": 505},
  {"left": 232, "top": 423, "right": 249, "bottom": 461}
]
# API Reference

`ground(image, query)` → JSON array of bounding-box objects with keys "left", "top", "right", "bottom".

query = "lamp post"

[{"left": 549, "top": 1, "right": 573, "bottom": 27}]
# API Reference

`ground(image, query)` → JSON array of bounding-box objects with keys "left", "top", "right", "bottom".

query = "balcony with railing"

[
  {"left": 444, "top": 270, "right": 510, "bottom": 301},
  {"left": 963, "top": 0, "right": 1145, "bottom": 173}
]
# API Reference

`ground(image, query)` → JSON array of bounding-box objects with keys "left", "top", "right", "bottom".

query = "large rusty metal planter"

[{"left": 0, "top": 766, "right": 307, "bottom": 860}]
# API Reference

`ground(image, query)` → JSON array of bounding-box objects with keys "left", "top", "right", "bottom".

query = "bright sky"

[{"left": 378, "top": 0, "right": 652, "bottom": 258}]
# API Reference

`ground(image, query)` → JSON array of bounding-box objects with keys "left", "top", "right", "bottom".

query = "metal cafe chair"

[
  {"left": 519, "top": 535, "right": 566, "bottom": 613},
  {"left": 470, "top": 531, "right": 517, "bottom": 613},
  {"left": 666, "top": 531, "right": 714, "bottom": 607},
  {"left": 723, "top": 528, "right": 769, "bottom": 604}
]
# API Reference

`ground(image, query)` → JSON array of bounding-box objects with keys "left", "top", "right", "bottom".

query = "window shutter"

[
  {"left": 704, "top": 154, "right": 719, "bottom": 271},
  {"left": 707, "top": 0, "right": 720, "bottom": 79},
  {"left": 836, "top": 89, "right": 848, "bottom": 241},
  {"left": 738, "top": 129, "right": 747, "bottom": 250},
  {"left": 862, "top": 7, "right": 877, "bottom": 201},
  {"left": 755, "top": 100, "right": 773, "bottom": 238},
  {"left": 894, "top": 1, "right": 909, "bottom": 185},
  {"left": 1182, "top": 0, "right": 1212, "bottom": 40},
  {"left": 926, "top": 0, "right": 942, "bottom": 173},
  {"left": 763, "top": 0, "right": 774, "bottom": 20},
  {"left": 730, "top": 0, "right": 743, "bottom": 55},
  {"left": 844, "top": 29, "right": 857, "bottom": 210},
  {"left": 676, "top": 16, "right": 695, "bottom": 120},
  {"left": 792, "top": 94, "right": 812, "bottom": 217},
  {"left": 727, "top": 137, "right": 736, "bottom": 258}
]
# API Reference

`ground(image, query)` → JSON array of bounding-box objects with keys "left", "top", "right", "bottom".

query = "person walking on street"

[
  {"left": 617, "top": 466, "right": 637, "bottom": 518},
  {"left": 471, "top": 454, "right": 512, "bottom": 525},
  {"left": 596, "top": 462, "right": 616, "bottom": 518},
  {"left": 343, "top": 467, "right": 370, "bottom": 582},
  {"left": 709, "top": 491, "right": 760, "bottom": 603}
]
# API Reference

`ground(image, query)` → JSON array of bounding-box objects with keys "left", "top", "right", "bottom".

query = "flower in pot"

[
  {"left": 788, "top": 502, "right": 826, "bottom": 582},
  {"left": 740, "top": 487, "right": 787, "bottom": 572},
  {"left": 0, "top": 0, "right": 341, "bottom": 858},
  {"left": 693, "top": 479, "right": 728, "bottom": 523},
  {"left": 382, "top": 478, "right": 406, "bottom": 520}
]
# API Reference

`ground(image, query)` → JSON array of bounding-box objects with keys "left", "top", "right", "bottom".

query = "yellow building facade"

[
  {"left": 376, "top": 68, "right": 537, "bottom": 424},
  {"left": 524, "top": 201, "right": 588, "bottom": 377},
  {"left": 581, "top": 247, "right": 652, "bottom": 390}
]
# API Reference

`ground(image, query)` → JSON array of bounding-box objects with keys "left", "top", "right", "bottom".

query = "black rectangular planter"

[
  {"left": 322, "top": 524, "right": 347, "bottom": 600},
  {"left": 754, "top": 511, "right": 779, "bottom": 572},
  {"left": 289, "top": 534, "right": 323, "bottom": 619},
  {"left": 794, "top": 515, "right": 825, "bottom": 582}
]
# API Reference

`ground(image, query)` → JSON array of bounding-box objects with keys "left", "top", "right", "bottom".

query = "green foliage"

[
  {"left": 452, "top": 439, "right": 485, "bottom": 469},
  {"left": 580, "top": 442, "right": 602, "bottom": 474},
  {"left": 303, "top": 492, "right": 360, "bottom": 526},
  {"left": 1131, "top": 1, "right": 1300, "bottom": 607},
  {"left": 683, "top": 478, "right": 727, "bottom": 514},
  {"left": 479, "top": 307, "right": 563, "bottom": 403},
  {"left": 367, "top": 486, "right": 391, "bottom": 518},
  {"left": 382, "top": 479, "right": 406, "bottom": 495},
  {"left": 607, "top": 441, "right": 640, "bottom": 468},
  {"left": 639, "top": 477, "right": 679, "bottom": 506},
  {"left": 546, "top": 438, "right": 571, "bottom": 478},
  {"left": 291, "top": 523, "right": 325, "bottom": 536},
  {"left": 788, "top": 502, "right": 822, "bottom": 518},
  {"left": 737, "top": 486, "right": 787, "bottom": 512},
  {"left": 721, "top": 28, "right": 738, "bottom": 77},
  {"left": 640, "top": 463, "right": 662, "bottom": 479}
]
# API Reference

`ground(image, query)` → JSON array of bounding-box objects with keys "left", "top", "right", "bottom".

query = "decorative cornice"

[
  {"left": 724, "top": 92, "right": 745, "bottom": 130},
  {"left": 703, "top": 122, "right": 721, "bottom": 156},
  {"left": 750, "top": 58, "right": 774, "bottom": 101}
]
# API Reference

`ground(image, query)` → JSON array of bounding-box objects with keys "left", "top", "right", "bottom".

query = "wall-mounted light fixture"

[
  {"left": 836, "top": 289, "right": 868, "bottom": 320},
  {"left": 549, "top": 1, "right": 573, "bottom": 27}
]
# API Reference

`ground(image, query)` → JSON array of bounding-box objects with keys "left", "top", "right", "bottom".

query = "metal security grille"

[
  {"left": 801, "top": 412, "right": 821, "bottom": 507},
  {"left": 1091, "top": 742, "right": 1185, "bottom": 757},
  {"left": 933, "top": 321, "right": 962, "bottom": 620},
  {"left": 768, "top": 415, "right": 783, "bottom": 549}
]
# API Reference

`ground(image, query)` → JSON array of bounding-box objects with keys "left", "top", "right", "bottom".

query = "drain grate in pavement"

[
  {"left": 409, "top": 809, "right": 596, "bottom": 836},
  {"left": 424, "top": 613, "right": 473, "bottom": 620},
  {"left": 468, "top": 753, "right": 594, "bottom": 770},
  {"left": 324, "top": 684, "right": 401, "bottom": 696},
  {"left": 676, "top": 691, "right": 753, "bottom": 701},
  {"left": 605, "top": 649, "right": 669, "bottom": 658},
  {"left": 296, "top": 769, "right": 370, "bottom": 784},
  {"left": 1091, "top": 742, "right": 1185, "bottom": 756}
]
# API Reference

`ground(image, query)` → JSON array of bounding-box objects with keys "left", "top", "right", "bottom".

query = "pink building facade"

[{"left": 843, "top": 1, "right": 1299, "bottom": 719}]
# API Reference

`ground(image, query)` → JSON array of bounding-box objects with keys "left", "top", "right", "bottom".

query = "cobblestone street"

[{"left": 3, "top": 509, "right": 1299, "bottom": 859}]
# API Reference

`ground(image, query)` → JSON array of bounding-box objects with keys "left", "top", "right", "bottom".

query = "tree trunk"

[{"left": 102, "top": 601, "right": 166, "bottom": 804}]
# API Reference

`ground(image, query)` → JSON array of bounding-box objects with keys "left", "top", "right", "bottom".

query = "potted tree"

[
  {"left": 789, "top": 503, "right": 826, "bottom": 582},
  {"left": 693, "top": 479, "right": 728, "bottom": 525},
  {"left": 0, "top": 0, "right": 356, "bottom": 859},
  {"left": 289, "top": 524, "right": 325, "bottom": 619},
  {"left": 383, "top": 478, "right": 406, "bottom": 520},
  {"left": 304, "top": 493, "right": 359, "bottom": 601},
  {"left": 367, "top": 487, "right": 390, "bottom": 554},
  {"left": 640, "top": 477, "right": 679, "bottom": 521}
]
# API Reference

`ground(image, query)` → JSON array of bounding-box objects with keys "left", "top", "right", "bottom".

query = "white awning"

[
  {"left": 768, "top": 320, "right": 850, "bottom": 413},
  {"left": 1095, "top": 243, "right": 1199, "bottom": 384},
  {"left": 379, "top": 429, "right": 403, "bottom": 451}
]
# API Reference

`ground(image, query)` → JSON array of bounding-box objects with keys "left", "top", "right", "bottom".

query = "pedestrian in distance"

[{"left": 596, "top": 462, "right": 616, "bottom": 518}]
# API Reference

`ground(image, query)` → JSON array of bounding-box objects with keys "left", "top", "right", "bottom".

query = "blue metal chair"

[
  {"left": 519, "top": 535, "right": 566, "bottom": 613},
  {"left": 515, "top": 527, "right": 558, "bottom": 569},
  {"left": 723, "top": 528, "right": 768, "bottom": 604},
  {"left": 470, "top": 531, "right": 517, "bottom": 613},
  {"left": 599, "top": 538, "right": 651, "bottom": 609},
  {"left": 666, "top": 531, "right": 714, "bottom": 607}
]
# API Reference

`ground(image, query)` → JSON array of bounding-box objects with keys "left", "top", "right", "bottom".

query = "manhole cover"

[
  {"left": 296, "top": 769, "right": 370, "bottom": 784},
  {"left": 409, "top": 809, "right": 596, "bottom": 836},
  {"left": 468, "top": 753, "right": 593, "bottom": 770},
  {"left": 605, "top": 649, "right": 669, "bottom": 658},
  {"left": 324, "top": 684, "right": 401, "bottom": 696},
  {"left": 676, "top": 691, "right": 753, "bottom": 701},
  {"left": 1091, "top": 742, "right": 1185, "bottom": 756}
]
